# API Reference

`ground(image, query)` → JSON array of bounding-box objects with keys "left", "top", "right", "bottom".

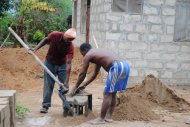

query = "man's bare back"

[{"left": 84, "top": 48, "right": 121, "bottom": 72}]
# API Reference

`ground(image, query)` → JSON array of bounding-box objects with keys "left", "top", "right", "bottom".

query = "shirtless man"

[{"left": 70, "top": 43, "right": 130, "bottom": 124}]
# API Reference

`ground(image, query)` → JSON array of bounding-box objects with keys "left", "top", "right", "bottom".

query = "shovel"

[{"left": 8, "top": 27, "right": 73, "bottom": 116}]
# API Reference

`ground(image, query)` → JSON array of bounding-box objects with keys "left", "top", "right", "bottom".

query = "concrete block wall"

[
  {"left": 74, "top": 0, "right": 190, "bottom": 85},
  {"left": 0, "top": 90, "right": 16, "bottom": 127}
]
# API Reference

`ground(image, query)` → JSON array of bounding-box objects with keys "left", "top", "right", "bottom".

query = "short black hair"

[{"left": 80, "top": 43, "right": 92, "bottom": 52}]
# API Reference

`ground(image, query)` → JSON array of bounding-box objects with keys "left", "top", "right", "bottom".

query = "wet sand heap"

[{"left": 113, "top": 74, "right": 190, "bottom": 121}]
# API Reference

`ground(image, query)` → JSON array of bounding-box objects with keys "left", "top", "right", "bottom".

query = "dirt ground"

[{"left": 0, "top": 48, "right": 190, "bottom": 127}]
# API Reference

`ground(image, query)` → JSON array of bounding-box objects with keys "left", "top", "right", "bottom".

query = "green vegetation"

[
  {"left": 16, "top": 104, "right": 30, "bottom": 118},
  {"left": 0, "top": 0, "right": 72, "bottom": 47}
]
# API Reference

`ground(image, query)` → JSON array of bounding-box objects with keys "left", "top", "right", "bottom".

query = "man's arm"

[
  {"left": 64, "top": 60, "right": 72, "bottom": 88},
  {"left": 81, "top": 64, "right": 101, "bottom": 88},
  {"left": 75, "top": 57, "right": 90, "bottom": 88},
  {"left": 69, "top": 55, "right": 90, "bottom": 96},
  {"left": 33, "top": 37, "right": 49, "bottom": 52}
]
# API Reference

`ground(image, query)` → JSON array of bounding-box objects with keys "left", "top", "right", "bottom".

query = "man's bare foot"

[
  {"left": 88, "top": 118, "right": 105, "bottom": 125},
  {"left": 105, "top": 118, "right": 113, "bottom": 123}
]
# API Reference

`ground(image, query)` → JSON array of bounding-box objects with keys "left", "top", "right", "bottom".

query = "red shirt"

[{"left": 46, "top": 31, "right": 74, "bottom": 65}]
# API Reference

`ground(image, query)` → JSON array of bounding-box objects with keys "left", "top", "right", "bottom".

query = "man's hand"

[
  {"left": 68, "top": 86, "right": 77, "bottom": 97},
  {"left": 28, "top": 48, "right": 36, "bottom": 54},
  {"left": 59, "top": 83, "right": 69, "bottom": 94},
  {"left": 77, "top": 85, "right": 86, "bottom": 92}
]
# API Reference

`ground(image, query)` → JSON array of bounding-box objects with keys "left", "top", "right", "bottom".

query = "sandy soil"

[{"left": 0, "top": 48, "right": 190, "bottom": 127}]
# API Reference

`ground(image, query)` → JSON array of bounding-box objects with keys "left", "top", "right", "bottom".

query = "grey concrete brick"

[
  {"left": 125, "top": 52, "right": 142, "bottom": 59},
  {"left": 120, "top": 24, "right": 133, "bottom": 32},
  {"left": 166, "top": 63, "right": 178, "bottom": 69},
  {"left": 181, "top": 63, "right": 190, "bottom": 70},
  {"left": 106, "top": 32, "right": 121, "bottom": 40},
  {"left": 147, "top": 16, "right": 161, "bottom": 24},
  {"left": 161, "top": 71, "right": 173, "bottom": 78},
  {"left": 173, "top": 71, "right": 189, "bottom": 79},
  {"left": 106, "top": 13, "right": 122, "bottom": 22},
  {"left": 148, "top": 34, "right": 159, "bottom": 42},
  {"left": 160, "top": 35, "right": 173, "bottom": 42},
  {"left": 149, "top": 62, "right": 163, "bottom": 68},
  {"left": 162, "top": 8, "right": 175, "bottom": 16},
  {"left": 130, "top": 42, "right": 147, "bottom": 51},
  {"left": 177, "top": 54, "right": 190, "bottom": 61},
  {"left": 162, "top": 54, "right": 176, "bottom": 60},
  {"left": 146, "top": 0, "right": 164, "bottom": 6},
  {"left": 151, "top": 25, "right": 163, "bottom": 33},
  {"left": 145, "top": 52, "right": 161, "bottom": 60},
  {"left": 134, "top": 61, "right": 148, "bottom": 68},
  {"left": 181, "top": 46, "right": 190, "bottom": 53},
  {"left": 163, "top": 16, "right": 175, "bottom": 25},
  {"left": 128, "top": 33, "right": 140, "bottom": 41},
  {"left": 143, "top": 5, "right": 159, "bottom": 15},
  {"left": 136, "top": 25, "right": 148, "bottom": 33},
  {"left": 167, "top": 26, "right": 174, "bottom": 34},
  {"left": 165, "top": 0, "right": 176, "bottom": 6}
]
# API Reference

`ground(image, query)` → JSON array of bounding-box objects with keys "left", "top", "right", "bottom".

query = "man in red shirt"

[{"left": 32, "top": 28, "right": 76, "bottom": 113}]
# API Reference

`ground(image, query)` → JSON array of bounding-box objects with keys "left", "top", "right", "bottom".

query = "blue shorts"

[{"left": 104, "top": 61, "right": 130, "bottom": 93}]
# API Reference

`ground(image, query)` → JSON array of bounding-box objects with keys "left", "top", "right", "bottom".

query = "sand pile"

[
  {"left": 113, "top": 74, "right": 190, "bottom": 121},
  {"left": 0, "top": 47, "right": 101, "bottom": 91}
]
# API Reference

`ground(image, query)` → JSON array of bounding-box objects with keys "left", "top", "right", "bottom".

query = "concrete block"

[
  {"left": 163, "top": 16, "right": 175, "bottom": 25},
  {"left": 173, "top": 71, "right": 189, "bottom": 79},
  {"left": 166, "top": 63, "right": 178, "bottom": 69},
  {"left": 106, "top": 32, "right": 121, "bottom": 40},
  {"left": 0, "top": 90, "right": 16, "bottom": 127},
  {"left": 165, "top": 0, "right": 176, "bottom": 6},
  {"left": 177, "top": 54, "right": 190, "bottom": 61},
  {"left": 181, "top": 63, "right": 190, "bottom": 70},
  {"left": 128, "top": 33, "right": 140, "bottom": 41},
  {"left": 136, "top": 25, "right": 148, "bottom": 33},
  {"left": 160, "top": 35, "right": 173, "bottom": 42},
  {"left": 143, "top": 5, "right": 159, "bottom": 15},
  {"left": 181, "top": 46, "right": 190, "bottom": 53},
  {"left": 162, "top": 8, "right": 175, "bottom": 16},
  {"left": 162, "top": 54, "right": 176, "bottom": 60},
  {"left": 148, "top": 34, "right": 158, "bottom": 42},
  {"left": 125, "top": 52, "right": 142, "bottom": 59},
  {"left": 146, "top": 0, "right": 164, "bottom": 6},
  {"left": 149, "top": 62, "right": 163, "bottom": 69},
  {"left": 134, "top": 61, "right": 148, "bottom": 68},
  {"left": 130, "top": 42, "right": 147, "bottom": 51},
  {"left": 151, "top": 25, "right": 163, "bottom": 33},
  {"left": 120, "top": 24, "right": 133, "bottom": 32},
  {"left": 66, "top": 92, "right": 92, "bottom": 116},
  {"left": 147, "top": 16, "right": 161, "bottom": 24},
  {"left": 167, "top": 26, "right": 174, "bottom": 34},
  {"left": 106, "top": 13, "right": 122, "bottom": 22},
  {"left": 145, "top": 52, "right": 161, "bottom": 60},
  {"left": 0, "top": 104, "right": 10, "bottom": 127}
]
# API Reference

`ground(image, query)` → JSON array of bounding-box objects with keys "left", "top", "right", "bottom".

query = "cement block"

[
  {"left": 0, "top": 104, "right": 10, "bottom": 127},
  {"left": 0, "top": 90, "right": 16, "bottom": 127}
]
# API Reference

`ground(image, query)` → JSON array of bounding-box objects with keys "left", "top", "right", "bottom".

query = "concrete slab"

[{"left": 0, "top": 90, "right": 16, "bottom": 127}]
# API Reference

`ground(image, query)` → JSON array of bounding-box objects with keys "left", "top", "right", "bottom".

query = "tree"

[{"left": 0, "top": 0, "right": 13, "bottom": 16}]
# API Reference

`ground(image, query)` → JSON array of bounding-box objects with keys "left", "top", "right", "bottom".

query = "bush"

[
  {"left": 33, "top": 30, "right": 45, "bottom": 43},
  {"left": 16, "top": 104, "right": 30, "bottom": 118}
]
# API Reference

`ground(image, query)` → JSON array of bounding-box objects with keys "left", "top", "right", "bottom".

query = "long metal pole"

[{"left": 8, "top": 27, "right": 66, "bottom": 89}]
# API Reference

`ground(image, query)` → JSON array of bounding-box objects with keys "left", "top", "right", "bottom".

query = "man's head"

[
  {"left": 63, "top": 28, "right": 76, "bottom": 42},
  {"left": 80, "top": 43, "right": 92, "bottom": 56}
]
